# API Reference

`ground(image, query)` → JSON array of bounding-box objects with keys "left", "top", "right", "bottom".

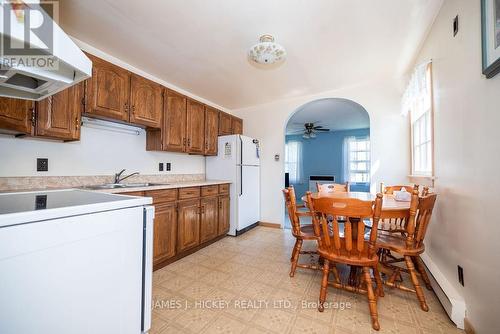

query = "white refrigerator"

[{"left": 206, "top": 135, "right": 260, "bottom": 236}]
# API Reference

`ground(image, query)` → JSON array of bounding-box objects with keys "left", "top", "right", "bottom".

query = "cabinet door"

[
  {"left": 200, "top": 196, "right": 218, "bottom": 243},
  {"left": 218, "top": 195, "right": 230, "bottom": 236},
  {"left": 153, "top": 202, "right": 177, "bottom": 265},
  {"left": 186, "top": 99, "right": 205, "bottom": 154},
  {"left": 163, "top": 90, "right": 186, "bottom": 152},
  {"left": 86, "top": 55, "right": 130, "bottom": 122},
  {"left": 129, "top": 75, "right": 162, "bottom": 128},
  {"left": 218, "top": 111, "right": 232, "bottom": 135},
  {"left": 177, "top": 199, "right": 200, "bottom": 252},
  {"left": 204, "top": 106, "right": 219, "bottom": 156},
  {"left": 36, "top": 81, "right": 84, "bottom": 140},
  {"left": 0, "top": 97, "right": 34, "bottom": 134},
  {"left": 231, "top": 116, "right": 243, "bottom": 135}
]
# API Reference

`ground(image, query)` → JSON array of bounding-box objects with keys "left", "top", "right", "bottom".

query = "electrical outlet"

[
  {"left": 37, "top": 158, "right": 48, "bottom": 172},
  {"left": 159, "top": 163, "right": 164, "bottom": 171},
  {"left": 166, "top": 163, "right": 171, "bottom": 171},
  {"left": 457, "top": 265, "right": 464, "bottom": 286}
]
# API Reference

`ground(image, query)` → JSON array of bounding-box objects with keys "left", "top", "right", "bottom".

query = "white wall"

[
  {"left": 0, "top": 125, "right": 204, "bottom": 176},
  {"left": 414, "top": 1, "right": 500, "bottom": 332},
  {"left": 233, "top": 79, "right": 409, "bottom": 225}
]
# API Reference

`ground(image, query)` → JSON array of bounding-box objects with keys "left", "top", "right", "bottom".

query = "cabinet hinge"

[{"left": 30, "top": 108, "right": 36, "bottom": 126}]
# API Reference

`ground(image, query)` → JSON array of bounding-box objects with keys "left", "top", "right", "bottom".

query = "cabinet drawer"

[
  {"left": 145, "top": 189, "right": 177, "bottom": 204},
  {"left": 118, "top": 191, "right": 144, "bottom": 197},
  {"left": 201, "top": 185, "right": 218, "bottom": 197},
  {"left": 178, "top": 186, "right": 201, "bottom": 199},
  {"left": 218, "top": 184, "right": 229, "bottom": 194}
]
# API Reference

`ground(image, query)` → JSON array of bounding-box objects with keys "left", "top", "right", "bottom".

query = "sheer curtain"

[
  {"left": 343, "top": 136, "right": 355, "bottom": 183},
  {"left": 285, "top": 140, "right": 304, "bottom": 184}
]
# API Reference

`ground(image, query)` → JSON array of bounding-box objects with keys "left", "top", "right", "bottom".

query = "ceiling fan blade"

[
  {"left": 315, "top": 128, "right": 330, "bottom": 132},
  {"left": 313, "top": 126, "right": 324, "bottom": 129}
]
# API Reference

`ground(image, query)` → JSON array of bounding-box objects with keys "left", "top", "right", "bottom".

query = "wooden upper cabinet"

[
  {"left": 177, "top": 199, "right": 201, "bottom": 252},
  {"left": 231, "top": 116, "right": 243, "bottom": 135},
  {"left": 86, "top": 55, "right": 130, "bottom": 122},
  {"left": 0, "top": 97, "right": 34, "bottom": 135},
  {"left": 153, "top": 202, "right": 177, "bottom": 266},
  {"left": 36, "top": 81, "right": 84, "bottom": 141},
  {"left": 204, "top": 106, "right": 219, "bottom": 155},
  {"left": 186, "top": 99, "right": 205, "bottom": 154},
  {"left": 129, "top": 75, "right": 162, "bottom": 128},
  {"left": 163, "top": 90, "right": 187, "bottom": 152},
  {"left": 218, "top": 195, "right": 230, "bottom": 236},
  {"left": 219, "top": 111, "right": 232, "bottom": 135}
]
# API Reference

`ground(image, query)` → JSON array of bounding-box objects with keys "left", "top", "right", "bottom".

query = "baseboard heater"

[{"left": 420, "top": 253, "right": 466, "bottom": 329}]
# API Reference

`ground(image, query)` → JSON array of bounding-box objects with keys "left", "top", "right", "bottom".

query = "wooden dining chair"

[
  {"left": 316, "top": 182, "right": 349, "bottom": 193},
  {"left": 306, "top": 191, "right": 384, "bottom": 330},
  {"left": 382, "top": 184, "right": 418, "bottom": 195},
  {"left": 378, "top": 184, "right": 419, "bottom": 233},
  {"left": 283, "top": 186, "right": 320, "bottom": 277},
  {"left": 377, "top": 189, "right": 437, "bottom": 311}
]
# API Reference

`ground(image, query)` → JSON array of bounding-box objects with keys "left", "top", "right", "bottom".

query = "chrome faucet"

[{"left": 114, "top": 169, "right": 140, "bottom": 184}]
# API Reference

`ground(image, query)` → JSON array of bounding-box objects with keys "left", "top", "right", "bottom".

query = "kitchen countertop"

[
  {"left": 0, "top": 180, "right": 232, "bottom": 195},
  {"left": 91, "top": 180, "right": 232, "bottom": 194}
]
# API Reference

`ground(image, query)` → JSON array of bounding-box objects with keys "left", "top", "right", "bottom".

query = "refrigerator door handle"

[
  {"left": 239, "top": 135, "right": 243, "bottom": 166},
  {"left": 239, "top": 165, "right": 243, "bottom": 196}
]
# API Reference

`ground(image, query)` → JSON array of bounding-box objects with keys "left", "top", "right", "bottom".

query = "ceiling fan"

[{"left": 289, "top": 122, "right": 330, "bottom": 139}]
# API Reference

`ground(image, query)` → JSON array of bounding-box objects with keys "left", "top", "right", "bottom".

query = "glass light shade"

[{"left": 248, "top": 35, "right": 287, "bottom": 65}]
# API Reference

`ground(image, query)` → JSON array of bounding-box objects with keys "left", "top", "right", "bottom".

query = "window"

[
  {"left": 345, "top": 136, "right": 370, "bottom": 183},
  {"left": 403, "top": 62, "right": 434, "bottom": 176},
  {"left": 284, "top": 140, "right": 303, "bottom": 183}
]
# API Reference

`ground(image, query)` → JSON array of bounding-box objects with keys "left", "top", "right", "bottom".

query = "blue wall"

[{"left": 285, "top": 128, "right": 370, "bottom": 199}]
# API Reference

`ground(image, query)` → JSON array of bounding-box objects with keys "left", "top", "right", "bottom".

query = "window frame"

[
  {"left": 409, "top": 62, "right": 435, "bottom": 178},
  {"left": 347, "top": 136, "right": 371, "bottom": 184}
]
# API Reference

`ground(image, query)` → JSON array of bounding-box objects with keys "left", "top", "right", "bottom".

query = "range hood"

[{"left": 0, "top": 1, "right": 91, "bottom": 100}]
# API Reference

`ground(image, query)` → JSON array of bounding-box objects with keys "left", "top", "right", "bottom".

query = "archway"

[{"left": 283, "top": 98, "right": 371, "bottom": 228}]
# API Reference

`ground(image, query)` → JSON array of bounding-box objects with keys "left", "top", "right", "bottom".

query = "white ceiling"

[
  {"left": 285, "top": 98, "right": 369, "bottom": 135},
  {"left": 60, "top": 0, "right": 442, "bottom": 110}
]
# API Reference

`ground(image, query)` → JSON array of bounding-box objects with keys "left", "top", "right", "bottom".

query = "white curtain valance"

[{"left": 401, "top": 60, "right": 432, "bottom": 120}]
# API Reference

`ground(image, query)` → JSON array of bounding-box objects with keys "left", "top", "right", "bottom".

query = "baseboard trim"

[
  {"left": 464, "top": 318, "right": 475, "bottom": 334},
  {"left": 258, "top": 221, "right": 281, "bottom": 229},
  {"left": 420, "top": 253, "right": 466, "bottom": 329}
]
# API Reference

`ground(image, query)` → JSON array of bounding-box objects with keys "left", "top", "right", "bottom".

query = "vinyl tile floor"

[{"left": 151, "top": 226, "right": 463, "bottom": 334}]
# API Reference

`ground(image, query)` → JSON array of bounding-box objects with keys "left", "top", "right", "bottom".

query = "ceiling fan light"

[
  {"left": 310, "top": 132, "right": 317, "bottom": 138},
  {"left": 302, "top": 133, "right": 309, "bottom": 139}
]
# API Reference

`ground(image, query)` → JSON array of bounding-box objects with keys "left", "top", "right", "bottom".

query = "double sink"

[{"left": 81, "top": 183, "right": 169, "bottom": 190}]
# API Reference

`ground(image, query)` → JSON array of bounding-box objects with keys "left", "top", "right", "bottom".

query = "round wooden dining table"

[{"left": 301, "top": 191, "right": 411, "bottom": 219}]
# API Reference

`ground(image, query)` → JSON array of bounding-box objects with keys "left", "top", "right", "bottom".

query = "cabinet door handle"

[
  {"left": 124, "top": 103, "right": 129, "bottom": 112},
  {"left": 75, "top": 117, "right": 80, "bottom": 130}
]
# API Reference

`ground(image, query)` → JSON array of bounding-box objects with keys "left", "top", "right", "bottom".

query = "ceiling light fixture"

[{"left": 248, "top": 35, "right": 286, "bottom": 65}]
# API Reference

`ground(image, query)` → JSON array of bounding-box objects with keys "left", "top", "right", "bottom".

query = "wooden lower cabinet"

[
  {"left": 200, "top": 196, "right": 219, "bottom": 243},
  {"left": 218, "top": 195, "right": 230, "bottom": 236},
  {"left": 177, "top": 199, "right": 201, "bottom": 252},
  {"left": 153, "top": 202, "right": 177, "bottom": 266},
  {"left": 120, "top": 184, "right": 230, "bottom": 270}
]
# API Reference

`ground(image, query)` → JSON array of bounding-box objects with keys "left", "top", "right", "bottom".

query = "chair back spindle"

[{"left": 306, "top": 192, "right": 383, "bottom": 260}]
